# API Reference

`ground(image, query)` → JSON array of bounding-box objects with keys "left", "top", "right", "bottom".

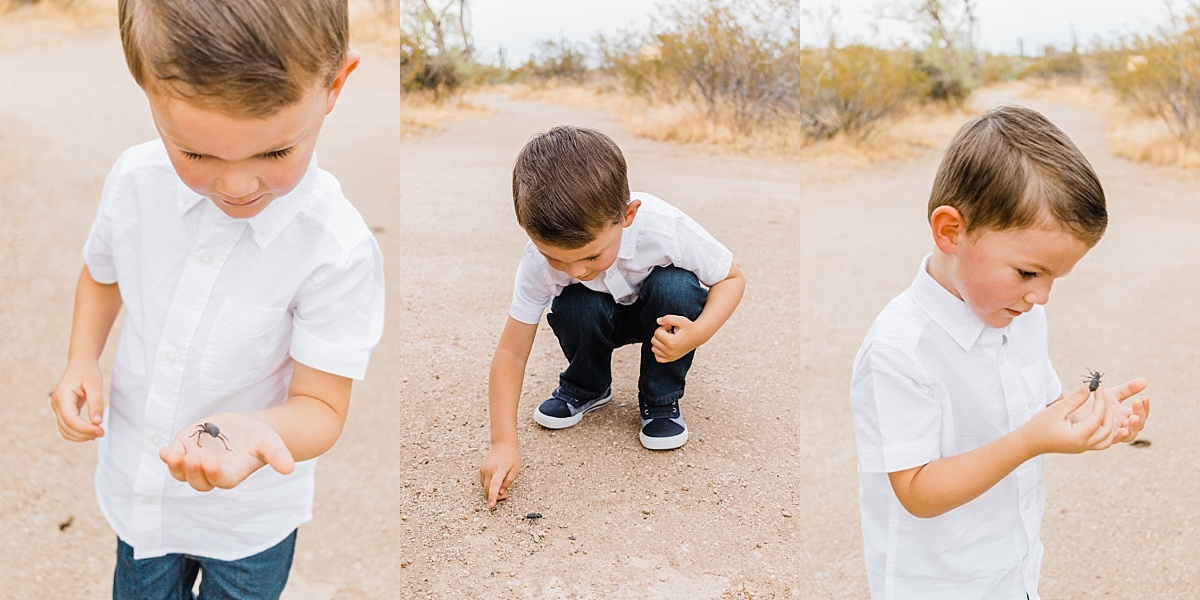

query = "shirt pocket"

[{"left": 199, "top": 298, "right": 290, "bottom": 391}]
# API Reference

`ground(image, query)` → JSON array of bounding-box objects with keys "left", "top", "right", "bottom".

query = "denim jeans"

[
  {"left": 113, "top": 530, "right": 296, "bottom": 600},
  {"left": 547, "top": 266, "right": 707, "bottom": 406}
]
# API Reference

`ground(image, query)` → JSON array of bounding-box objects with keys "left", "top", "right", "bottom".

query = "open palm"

[{"left": 159, "top": 412, "right": 295, "bottom": 492}]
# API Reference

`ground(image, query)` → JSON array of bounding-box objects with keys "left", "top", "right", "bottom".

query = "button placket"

[{"left": 130, "top": 221, "right": 248, "bottom": 541}]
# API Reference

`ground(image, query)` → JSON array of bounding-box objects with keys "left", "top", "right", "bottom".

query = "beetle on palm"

[{"left": 188, "top": 422, "right": 232, "bottom": 451}]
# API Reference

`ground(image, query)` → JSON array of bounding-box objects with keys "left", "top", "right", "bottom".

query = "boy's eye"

[
  {"left": 263, "top": 147, "right": 293, "bottom": 160},
  {"left": 180, "top": 150, "right": 204, "bottom": 160},
  {"left": 1017, "top": 270, "right": 1037, "bottom": 279}
]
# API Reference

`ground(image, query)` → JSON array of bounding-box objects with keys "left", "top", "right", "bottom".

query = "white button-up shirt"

[
  {"left": 84, "top": 141, "right": 384, "bottom": 560},
  {"left": 509, "top": 192, "right": 733, "bottom": 324},
  {"left": 851, "top": 256, "right": 1060, "bottom": 600}
]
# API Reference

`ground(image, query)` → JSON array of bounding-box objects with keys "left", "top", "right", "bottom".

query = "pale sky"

[{"left": 469, "top": 0, "right": 1173, "bottom": 65}]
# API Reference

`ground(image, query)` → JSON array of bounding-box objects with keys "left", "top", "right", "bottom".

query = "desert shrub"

[
  {"left": 400, "top": 0, "right": 473, "bottom": 100},
  {"left": 596, "top": 0, "right": 929, "bottom": 140},
  {"left": 975, "top": 53, "right": 1022, "bottom": 85},
  {"left": 1018, "top": 46, "right": 1086, "bottom": 81},
  {"left": 1104, "top": 4, "right": 1200, "bottom": 148},
  {"left": 515, "top": 38, "right": 590, "bottom": 83},
  {"left": 797, "top": 45, "right": 930, "bottom": 139}
]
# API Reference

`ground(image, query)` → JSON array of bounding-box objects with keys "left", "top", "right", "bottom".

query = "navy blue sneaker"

[
  {"left": 533, "top": 387, "right": 613, "bottom": 429},
  {"left": 639, "top": 399, "right": 688, "bottom": 450}
]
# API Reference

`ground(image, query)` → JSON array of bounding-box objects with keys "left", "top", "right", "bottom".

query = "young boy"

[
  {"left": 850, "top": 105, "right": 1150, "bottom": 599},
  {"left": 479, "top": 126, "right": 745, "bottom": 507},
  {"left": 48, "top": 1, "right": 383, "bottom": 597}
]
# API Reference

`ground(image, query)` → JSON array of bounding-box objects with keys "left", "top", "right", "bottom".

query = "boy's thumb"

[
  {"left": 262, "top": 439, "right": 296, "bottom": 476},
  {"left": 84, "top": 385, "right": 105, "bottom": 424},
  {"left": 1064, "top": 385, "right": 1093, "bottom": 410}
]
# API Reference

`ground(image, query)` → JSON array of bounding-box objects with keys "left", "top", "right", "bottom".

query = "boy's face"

[
  {"left": 146, "top": 54, "right": 359, "bottom": 219},
  {"left": 531, "top": 200, "right": 640, "bottom": 281},
  {"left": 932, "top": 209, "right": 1091, "bottom": 328}
]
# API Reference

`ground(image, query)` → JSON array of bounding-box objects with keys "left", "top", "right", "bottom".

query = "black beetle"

[
  {"left": 1083, "top": 369, "right": 1103, "bottom": 392},
  {"left": 525, "top": 512, "right": 543, "bottom": 520},
  {"left": 188, "top": 422, "right": 232, "bottom": 451}
]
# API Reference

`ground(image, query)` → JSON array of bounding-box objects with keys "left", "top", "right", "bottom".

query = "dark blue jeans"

[
  {"left": 547, "top": 266, "right": 707, "bottom": 406},
  {"left": 113, "top": 530, "right": 296, "bottom": 600}
]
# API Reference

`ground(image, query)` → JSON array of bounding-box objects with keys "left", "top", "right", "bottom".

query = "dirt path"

[{"left": 3, "top": 25, "right": 1196, "bottom": 599}]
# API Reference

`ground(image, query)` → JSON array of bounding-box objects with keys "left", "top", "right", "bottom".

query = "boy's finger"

[
  {"left": 159, "top": 442, "right": 188, "bottom": 481},
  {"left": 183, "top": 456, "right": 214, "bottom": 492},
  {"left": 487, "top": 471, "right": 505, "bottom": 508},
  {"left": 1112, "top": 378, "right": 1148, "bottom": 402}
]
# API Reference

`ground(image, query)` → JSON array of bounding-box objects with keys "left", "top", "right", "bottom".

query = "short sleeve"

[
  {"left": 508, "top": 242, "right": 558, "bottom": 324},
  {"left": 289, "top": 236, "right": 385, "bottom": 380},
  {"left": 82, "top": 153, "right": 129, "bottom": 284},
  {"left": 670, "top": 211, "right": 733, "bottom": 287},
  {"left": 851, "top": 343, "right": 942, "bottom": 473}
]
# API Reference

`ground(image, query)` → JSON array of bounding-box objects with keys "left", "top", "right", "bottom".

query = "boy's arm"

[
  {"left": 479, "top": 316, "right": 538, "bottom": 508},
  {"left": 158, "top": 362, "right": 353, "bottom": 492},
  {"left": 652, "top": 263, "right": 745, "bottom": 363},
  {"left": 889, "top": 380, "right": 1146, "bottom": 518},
  {"left": 51, "top": 265, "right": 123, "bottom": 441}
]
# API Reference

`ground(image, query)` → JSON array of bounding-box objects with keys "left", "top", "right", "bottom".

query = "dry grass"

[
  {"left": 349, "top": 0, "right": 399, "bottom": 48},
  {"left": 508, "top": 82, "right": 969, "bottom": 167},
  {"left": 0, "top": 0, "right": 114, "bottom": 43},
  {"left": 400, "top": 94, "right": 495, "bottom": 137},
  {"left": 1018, "top": 80, "right": 1200, "bottom": 170},
  {"left": 0, "top": 0, "right": 398, "bottom": 49}
]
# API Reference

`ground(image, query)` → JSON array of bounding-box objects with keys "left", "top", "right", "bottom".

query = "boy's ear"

[
  {"left": 621, "top": 199, "right": 642, "bottom": 227},
  {"left": 325, "top": 51, "right": 362, "bottom": 114},
  {"left": 930, "top": 205, "right": 966, "bottom": 254}
]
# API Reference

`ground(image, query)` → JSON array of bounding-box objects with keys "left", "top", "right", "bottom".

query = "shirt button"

[
  {"left": 199, "top": 252, "right": 214, "bottom": 266},
  {"left": 140, "top": 497, "right": 155, "bottom": 505},
  {"left": 150, "top": 434, "right": 165, "bottom": 446},
  {"left": 1023, "top": 498, "right": 1033, "bottom": 510},
  {"left": 163, "top": 350, "right": 178, "bottom": 365}
]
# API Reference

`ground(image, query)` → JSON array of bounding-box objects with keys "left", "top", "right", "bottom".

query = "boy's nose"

[
  {"left": 567, "top": 264, "right": 588, "bottom": 279},
  {"left": 1024, "top": 283, "right": 1051, "bottom": 306},
  {"left": 215, "top": 171, "right": 259, "bottom": 199}
]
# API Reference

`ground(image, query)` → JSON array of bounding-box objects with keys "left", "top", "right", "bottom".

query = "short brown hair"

[
  {"left": 928, "top": 105, "right": 1107, "bottom": 245},
  {"left": 118, "top": 0, "right": 349, "bottom": 118},
  {"left": 512, "top": 126, "right": 631, "bottom": 248}
]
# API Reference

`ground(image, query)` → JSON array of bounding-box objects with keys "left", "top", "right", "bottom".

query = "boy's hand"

[
  {"left": 652, "top": 315, "right": 702, "bottom": 363},
  {"left": 1099, "top": 379, "right": 1150, "bottom": 444},
  {"left": 479, "top": 442, "right": 520, "bottom": 509},
  {"left": 1026, "top": 384, "right": 1117, "bottom": 455},
  {"left": 50, "top": 360, "right": 107, "bottom": 441},
  {"left": 159, "top": 413, "right": 295, "bottom": 492}
]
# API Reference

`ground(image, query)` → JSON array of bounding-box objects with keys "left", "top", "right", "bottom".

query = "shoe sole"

[
  {"left": 639, "top": 428, "right": 688, "bottom": 450},
  {"left": 533, "top": 391, "right": 613, "bottom": 429}
]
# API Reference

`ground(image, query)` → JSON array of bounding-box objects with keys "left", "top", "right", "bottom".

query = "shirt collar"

[
  {"left": 617, "top": 199, "right": 640, "bottom": 260},
  {"left": 175, "top": 155, "right": 318, "bottom": 250},
  {"left": 912, "top": 253, "right": 991, "bottom": 351}
]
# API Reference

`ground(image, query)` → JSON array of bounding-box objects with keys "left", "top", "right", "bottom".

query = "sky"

[{"left": 467, "top": 0, "right": 1175, "bottom": 65}]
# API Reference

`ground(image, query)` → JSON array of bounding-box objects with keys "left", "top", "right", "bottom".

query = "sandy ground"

[{"left": 3, "top": 24, "right": 1198, "bottom": 600}]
